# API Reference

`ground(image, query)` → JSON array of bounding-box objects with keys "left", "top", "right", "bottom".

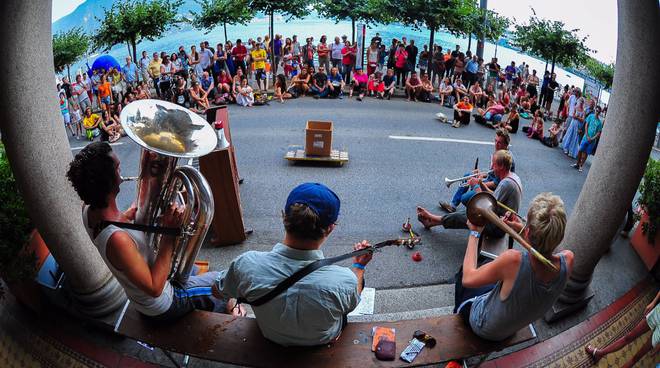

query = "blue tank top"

[{"left": 469, "top": 251, "right": 567, "bottom": 341}]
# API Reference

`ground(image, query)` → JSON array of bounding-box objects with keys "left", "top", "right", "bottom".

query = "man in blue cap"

[{"left": 213, "top": 183, "right": 372, "bottom": 346}]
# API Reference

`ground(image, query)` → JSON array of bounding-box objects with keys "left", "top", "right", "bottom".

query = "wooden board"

[
  {"left": 116, "top": 303, "right": 536, "bottom": 368},
  {"left": 285, "top": 149, "right": 349, "bottom": 165}
]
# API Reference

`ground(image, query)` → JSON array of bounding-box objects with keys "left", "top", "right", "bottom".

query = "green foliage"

[
  {"left": 638, "top": 159, "right": 660, "bottom": 245},
  {"left": 394, "top": 0, "right": 475, "bottom": 36},
  {"left": 314, "top": 0, "right": 392, "bottom": 25},
  {"left": 189, "top": 0, "right": 253, "bottom": 34},
  {"left": 463, "top": 7, "right": 509, "bottom": 42},
  {"left": 52, "top": 27, "right": 90, "bottom": 74},
  {"left": 585, "top": 56, "right": 614, "bottom": 89},
  {"left": 249, "top": 0, "right": 311, "bottom": 19},
  {"left": 511, "top": 16, "right": 591, "bottom": 72},
  {"left": 0, "top": 144, "right": 36, "bottom": 286},
  {"left": 93, "top": 0, "right": 183, "bottom": 60}
]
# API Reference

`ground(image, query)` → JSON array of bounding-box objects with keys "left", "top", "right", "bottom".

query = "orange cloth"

[
  {"left": 457, "top": 101, "right": 473, "bottom": 110},
  {"left": 98, "top": 82, "right": 111, "bottom": 98}
]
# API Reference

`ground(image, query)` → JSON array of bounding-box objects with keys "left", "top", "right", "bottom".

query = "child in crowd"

[
  {"left": 70, "top": 101, "right": 83, "bottom": 139},
  {"left": 59, "top": 92, "right": 76, "bottom": 138}
]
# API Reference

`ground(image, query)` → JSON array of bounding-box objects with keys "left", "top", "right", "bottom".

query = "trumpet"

[
  {"left": 466, "top": 192, "right": 558, "bottom": 271},
  {"left": 444, "top": 170, "right": 493, "bottom": 188}
]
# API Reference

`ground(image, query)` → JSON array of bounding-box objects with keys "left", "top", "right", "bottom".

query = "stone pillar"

[
  {"left": 0, "top": 1, "right": 126, "bottom": 318},
  {"left": 546, "top": 0, "right": 660, "bottom": 322}
]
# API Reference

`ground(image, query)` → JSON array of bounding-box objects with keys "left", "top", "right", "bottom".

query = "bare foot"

[
  {"left": 416, "top": 206, "right": 441, "bottom": 229},
  {"left": 585, "top": 345, "right": 602, "bottom": 363},
  {"left": 226, "top": 298, "right": 247, "bottom": 317}
]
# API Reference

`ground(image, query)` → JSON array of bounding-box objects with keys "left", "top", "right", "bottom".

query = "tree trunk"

[
  {"left": 224, "top": 22, "right": 228, "bottom": 44},
  {"left": 544, "top": 59, "right": 548, "bottom": 72},
  {"left": 476, "top": 0, "right": 487, "bottom": 59},
  {"left": 351, "top": 18, "right": 356, "bottom": 44},
  {"left": 270, "top": 10, "right": 274, "bottom": 81},
  {"left": 67, "top": 64, "right": 71, "bottom": 81},
  {"left": 467, "top": 33, "right": 472, "bottom": 52},
  {"left": 550, "top": 56, "right": 556, "bottom": 75},
  {"left": 429, "top": 28, "right": 435, "bottom": 56}
]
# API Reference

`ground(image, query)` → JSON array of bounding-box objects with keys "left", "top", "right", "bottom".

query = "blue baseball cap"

[{"left": 285, "top": 183, "right": 340, "bottom": 227}]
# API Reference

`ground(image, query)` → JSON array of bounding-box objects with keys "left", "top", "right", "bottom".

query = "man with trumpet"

[
  {"left": 439, "top": 128, "right": 514, "bottom": 214},
  {"left": 67, "top": 142, "right": 245, "bottom": 321},
  {"left": 417, "top": 149, "right": 521, "bottom": 239}
]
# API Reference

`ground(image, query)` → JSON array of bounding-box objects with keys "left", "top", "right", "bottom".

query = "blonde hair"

[
  {"left": 493, "top": 150, "right": 513, "bottom": 171},
  {"left": 526, "top": 193, "right": 566, "bottom": 256}
]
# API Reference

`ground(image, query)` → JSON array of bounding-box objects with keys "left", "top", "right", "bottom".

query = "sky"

[{"left": 51, "top": 0, "right": 618, "bottom": 64}]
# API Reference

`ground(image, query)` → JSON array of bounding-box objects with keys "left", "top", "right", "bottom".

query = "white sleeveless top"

[{"left": 83, "top": 207, "right": 173, "bottom": 316}]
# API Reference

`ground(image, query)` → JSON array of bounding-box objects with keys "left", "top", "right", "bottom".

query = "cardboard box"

[{"left": 305, "top": 120, "right": 333, "bottom": 156}]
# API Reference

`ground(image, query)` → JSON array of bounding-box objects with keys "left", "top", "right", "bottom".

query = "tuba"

[{"left": 120, "top": 99, "right": 219, "bottom": 284}]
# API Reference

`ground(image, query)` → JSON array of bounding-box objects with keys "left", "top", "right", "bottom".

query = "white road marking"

[
  {"left": 388, "top": 135, "right": 494, "bottom": 146},
  {"left": 70, "top": 142, "right": 124, "bottom": 151}
]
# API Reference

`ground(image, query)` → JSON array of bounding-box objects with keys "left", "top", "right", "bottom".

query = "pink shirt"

[{"left": 353, "top": 73, "right": 368, "bottom": 84}]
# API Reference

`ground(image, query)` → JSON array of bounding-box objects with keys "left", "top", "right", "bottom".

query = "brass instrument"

[
  {"left": 444, "top": 170, "right": 494, "bottom": 188},
  {"left": 120, "top": 99, "right": 218, "bottom": 284},
  {"left": 466, "top": 192, "right": 558, "bottom": 271}
]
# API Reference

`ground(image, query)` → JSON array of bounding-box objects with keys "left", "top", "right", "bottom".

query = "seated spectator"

[
  {"left": 212, "top": 183, "right": 371, "bottom": 346},
  {"left": 274, "top": 74, "right": 293, "bottom": 103},
  {"left": 326, "top": 67, "right": 344, "bottom": 99},
  {"left": 498, "top": 86, "right": 511, "bottom": 108},
  {"left": 417, "top": 73, "right": 434, "bottom": 102},
  {"left": 349, "top": 67, "right": 368, "bottom": 101},
  {"left": 496, "top": 102, "right": 519, "bottom": 133},
  {"left": 469, "top": 81, "right": 484, "bottom": 107},
  {"left": 525, "top": 110, "right": 544, "bottom": 140},
  {"left": 189, "top": 81, "right": 210, "bottom": 112},
  {"left": 475, "top": 99, "right": 506, "bottom": 126},
  {"left": 235, "top": 78, "right": 254, "bottom": 107},
  {"left": 382, "top": 68, "right": 396, "bottom": 100},
  {"left": 311, "top": 66, "right": 329, "bottom": 99},
  {"left": 231, "top": 68, "right": 245, "bottom": 101},
  {"left": 542, "top": 119, "right": 562, "bottom": 147},
  {"left": 199, "top": 71, "right": 215, "bottom": 101},
  {"left": 453, "top": 193, "right": 573, "bottom": 342},
  {"left": 99, "top": 111, "right": 122, "bottom": 143},
  {"left": 368, "top": 71, "right": 385, "bottom": 99},
  {"left": 82, "top": 107, "right": 101, "bottom": 141},
  {"left": 453, "top": 78, "right": 468, "bottom": 102},
  {"left": 135, "top": 81, "right": 151, "bottom": 100},
  {"left": 439, "top": 77, "right": 454, "bottom": 106},
  {"left": 172, "top": 77, "right": 192, "bottom": 108},
  {"left": 452, "top": 96, "right": 473, "bottom": 128},
  {"left": 405, "top": 71, "right": 422, "bottom": 102},
  {"left": 289, "top": 68, "right": 310, "bottom": 97}
]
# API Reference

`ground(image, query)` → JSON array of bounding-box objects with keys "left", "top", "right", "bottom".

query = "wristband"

[
  {"left": 470, "top": 230, "right": 481, "bottom": 239},
  {"left": 352, "top": 262, "right": 366, "bottom": 270}
]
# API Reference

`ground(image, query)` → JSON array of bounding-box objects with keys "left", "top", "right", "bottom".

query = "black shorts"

[{"left": 255, "top": 69, "right": 265, "bottom": 81}]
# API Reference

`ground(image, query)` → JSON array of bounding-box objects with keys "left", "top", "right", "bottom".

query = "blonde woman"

[{"left": 454, "top": 192, "right": 574, "bottom": 341}]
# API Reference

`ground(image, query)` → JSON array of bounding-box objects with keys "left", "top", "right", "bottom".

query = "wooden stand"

[{"left": 199, "top": 106, "right": 246, "bottom": 246}]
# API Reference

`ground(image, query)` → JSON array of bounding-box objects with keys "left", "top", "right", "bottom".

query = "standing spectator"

[
  {"left": 272, "top": 34, "right": 282, "bottom": 75},
  {"left": 504, "top": 61, "right": 516, "bottom": 90},
  {"left": 73, "top": 74, "right": 92, "bottom": 112},
  {"left": 82, "top": 73, "right": 93, "bottom": 106},
  {"left": 405, "top": 39, "right": 418, "bottom": 80},
  {"left": 291, "top": 35, "right": 301, "bottom": 63},
  {"left": 486, "top": 57, "right": 500, "bottom": 90},
  {"left": 317, "top": 35, "right": 330, "bottom": 72},
  {"left": 418, "top": 45, "right": 429, "bottom": 76},
  {"left": 544, "top": 73, "right": 559, "bottom": 112},
  {"left": 199, "top": 42, "right": 214, "bottom": 75},
  {"left": 250, "top": 43, "right": 267, "bottom": 91},
  {"left": 341, "top": 40, "right": 356, "bottom": 85},
  {"left": 448, "top": 44, "right": 460, "bottom": 77},
  {"left": 140, "top": 51, "right": 151, "bottom": 82},
  {"left": 330, "top": 36, "right": 343, "bottom": 68},
  {"left": 159, "top": 55, "right": 176, "bottom": 99},
  {"left": 464, "top": 55, "right": 478, "bottom": 88},
  {"left": 526, "top": 69, "right": 539, "bottom": 98},
  {"left": 366, "top": 41, "right": 379, "bottom": 76},
  {"left": 59, "top": 92, "right": 76, "bottom": 137},
  {"left": 122, "top": 56, "right": 139, "bottom": 88},
  {"left": 371, "top": 32, "right": 382, "bottom": 45},
  {"left": 574, "top": 106, "right": 603, "bottom": 172},
  {"left": 224, "top": 42, "right": 236, "bottom": 76},
  {"left": 188, "top": 45, "right": 200, "bottom": 77},
  {"left": 213, "top": 43, "right": 227, "bottom": 80},
  {"left": 453, "top": 53, "right": 466, "bottom": 83},
  {"left": 538, "top": 71, "right": 550, "bottom": 106},
  {"left": 378, "top": 44, "right": 387, "bottom": 73},
  {"left": 431, "top": 45, "right": 445, "bottom": 87},
  {"left": 91, "top": 70, "right": 101, "bottom": 108},
  {"left": 177, "top": 46, "right": 189, "bottom": 75},
  {"left": 386, "top": 38, "right": 398, "bottom": 70},
  {"left": 148, "top": 52, "right": 162, "bottom": 97},
  {"left": 394, "top": 44, "right": 408, "bottom": 88},
  {"left": 232, "top": 39, "right": 248, "bottom": 76},
  {"left": 302, "top": 38, "right": 316, "bottom": 68}
]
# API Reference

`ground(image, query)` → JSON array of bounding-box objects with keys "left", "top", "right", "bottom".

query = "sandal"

[
  {"left": 439, "top": 201, "right": 456, "bottom": 213},
  {"left": 584, "top": 345, "right": 601, "bottom": 363}
]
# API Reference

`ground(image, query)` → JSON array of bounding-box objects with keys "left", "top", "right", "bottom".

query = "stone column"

[
  {"left": 0, "top": 1, "right": 126, "bottom": 318},
  {"left": 546, "top": 0, "right": 660, "bottom": 321}
]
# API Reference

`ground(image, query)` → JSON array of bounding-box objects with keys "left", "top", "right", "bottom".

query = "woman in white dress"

[{"left": 235, "top": 78, "right": 254, "bottom": 107}]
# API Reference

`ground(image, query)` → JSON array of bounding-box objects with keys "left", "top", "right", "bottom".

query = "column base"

[{"left": 544, "top": 286, "right": 594, "bottom": 323}]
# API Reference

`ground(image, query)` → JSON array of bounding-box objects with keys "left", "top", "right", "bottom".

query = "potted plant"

[
  {"left": 630, "top": 158, "right": 660, "bottom": 271},
  {"left": 0, "top": 143, "right": 49, "bottom": 309}
]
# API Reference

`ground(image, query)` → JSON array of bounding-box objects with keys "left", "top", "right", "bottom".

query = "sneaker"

[
  {"left": 357, "top": 97, "right": 363, "bottom": 101},
  {"left": 571, "top": 163, "right": 579, "bottom": 168},
  {"left": 313, "top": 95, "right": 320, "bottom": 99},
  {"left": 452, "top": 121, "right": 461, "bottom": 128},
  {"left": 439, "top": 201, "right": 457, "bottom": 213}
]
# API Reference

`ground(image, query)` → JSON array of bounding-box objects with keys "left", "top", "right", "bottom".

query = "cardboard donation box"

[{"left": 305, "top": 120, "right": 333, "bottom": 156}]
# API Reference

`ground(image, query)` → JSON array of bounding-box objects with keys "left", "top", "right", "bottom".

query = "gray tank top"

[
  {"left": 82, "top": 207, "right": 173, "bottom": 316},
  {"left": 469, "top": 251, "right": 567, "bottom": 341}
]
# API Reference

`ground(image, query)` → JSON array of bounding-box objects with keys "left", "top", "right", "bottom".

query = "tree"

[
  {"left": 511, "top": 16, "right": 591, "bottom": 74},
  {"left": 394, "top": 0, "right": 475, "bottom": 57},
  {"left": 463, "top": 7, "right": 508, "bottom": 56},
  {"left": 585, "top": 56, "right": 614, "bottom": 89},
  {"left": 93, "top": 0, "right": 182, "bottom": 67},
  {"left": 189, "top": 0, "right": 254, "bottom": 43},
  {"left": 53, "top": 27, "right": 90, "bottom": 81},
  {"left": 249, "top": 0, "right": 311, "bottom": 77},
  {"left": 315, "top": 0, "right": 392, "bottom": 44}
]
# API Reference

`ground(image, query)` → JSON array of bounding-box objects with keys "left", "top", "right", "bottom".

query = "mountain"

[{"left": 52, "top": 0, "right": 201, "bottom": 35}]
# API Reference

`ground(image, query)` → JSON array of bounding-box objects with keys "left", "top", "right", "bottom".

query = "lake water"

[{"left": 69, "top": 14, "right": 610, "bottom": 103}]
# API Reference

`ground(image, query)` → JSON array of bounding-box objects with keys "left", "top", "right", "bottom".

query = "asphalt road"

[{"left": 69, "top": 97, "right": 593, "bottom": 290}]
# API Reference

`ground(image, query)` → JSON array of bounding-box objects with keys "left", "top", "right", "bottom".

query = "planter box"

[{"left": 630, "top": 211, "right": 660, "bottom": 271}]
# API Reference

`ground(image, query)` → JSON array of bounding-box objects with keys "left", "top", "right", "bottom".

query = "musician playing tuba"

[{"left": 68, "top": 142, "right": 245, "bottom": 320}]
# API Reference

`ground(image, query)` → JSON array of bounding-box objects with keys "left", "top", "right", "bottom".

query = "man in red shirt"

[
  {"left": 341, "top": 41, "right": 356, "bottom": 84},
  {"left": 232, "top": 39, "right": 248, "bottom": 75}
]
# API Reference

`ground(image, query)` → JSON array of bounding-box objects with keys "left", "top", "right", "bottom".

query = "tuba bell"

[{"left": 120, "top": 99, "right": 218, "bottom": 284}]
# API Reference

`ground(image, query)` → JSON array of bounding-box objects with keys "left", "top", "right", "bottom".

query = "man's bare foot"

[
  {"left": 585, "top": 345, "right": 602, "bottom": 363},
  {"left": 416, "top": 206, "right": 441, "bottom": 229},
  {"left": 226, "top": 298, "right": 247, "bottom": 317}
]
